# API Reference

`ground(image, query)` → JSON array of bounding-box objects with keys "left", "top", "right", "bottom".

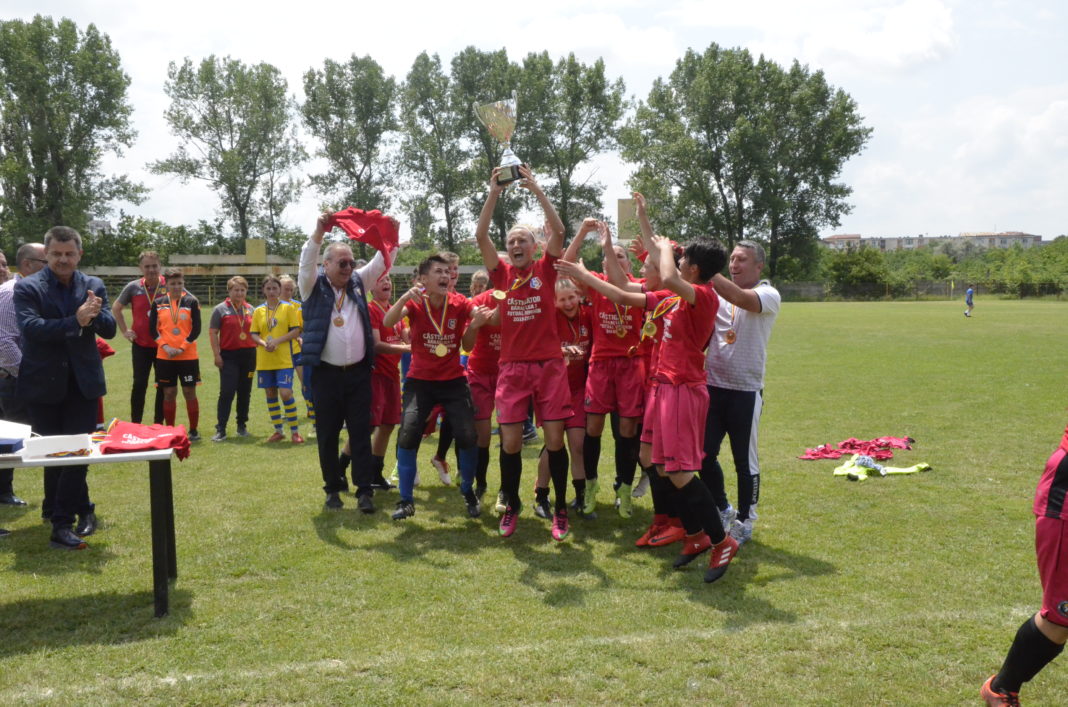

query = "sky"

[{"left": 10, "top": 0, "right": 1068, "bottom": 241}]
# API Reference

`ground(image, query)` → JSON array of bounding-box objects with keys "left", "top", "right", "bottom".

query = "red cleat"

[
  {"left": 980, "top": 676, "right": 1020, "bottom": 706},
  {"left": 648, "top": 521, "right": 685, "bottom": 547},
  {"left": 291, "top": 432, "right": 305, "bottom": 444},
  {"left": 673, "top": 532, "right": 712, "bottom": 568},
  {"left": 266, "top": 431, "right": 285, "bottom": 443},
  {"left": 636, "top": 514, "right": 670, "bottom": 547},
  {"left": 704, "top": 535, "right": 740, "bottom": 583}
]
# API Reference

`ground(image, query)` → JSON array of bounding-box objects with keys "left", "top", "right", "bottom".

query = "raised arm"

[
  {"left": 518, "top": 165, "right": 564, "bottom": 257},
  {"left": 711, "top": 274, "right": 764, "bottom": 313},
  {"left": 461, "top": 305, "right": 491, "bottom": 351},
  {"left": 475, "top": 169, "right": 506, "bottom": 271},
  {"left": 299, "top": 213, "right": 331, "bottom": 300},
  {"left": 655, "top": 234, "right": 696, "bottom": 304},
  {"left": 633, "top": 192, "right": 656, "bottom": 255},
  {"left": 564, "top": 218, "right": 598, "bottom": 263},
  {"left": 598, "top": 221, "right": 632, "bottom": 289},
  {"left": 555, "top": 260, "right": 646, "bottom": 308},
  {"left": 383, "top": 285, "right": 420, "bottom": 329}
]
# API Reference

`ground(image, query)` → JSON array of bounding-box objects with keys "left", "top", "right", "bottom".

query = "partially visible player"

[
  {"left": 965, "top": 285, "right": 975, "bottom": 317},
  {"left": 464, "top": 269, "right": 502, "bottom": 501},
  {"left": 980, "top": 423, "right": 1068, "bottom": 705},
  {"left": 148, "top": 268, "right": 202, "bottom": 440},
  {"left": 365, "top": 274, "right": 409, "bottom": 490},
  {"left": 279, "top": 274, "right": 313, "bottom": 421},
  {"left": 250, "top": 275, "right": 303, "bottom": 444}
]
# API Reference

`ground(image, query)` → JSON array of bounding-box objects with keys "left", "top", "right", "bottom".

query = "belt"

[{"left": 317, "top": 359, "right": 367, "bottom": 371}]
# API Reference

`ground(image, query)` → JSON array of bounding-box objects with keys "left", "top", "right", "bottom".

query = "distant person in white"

[{"left": 701, "top": 240, "right": 780, "bottom": 547}]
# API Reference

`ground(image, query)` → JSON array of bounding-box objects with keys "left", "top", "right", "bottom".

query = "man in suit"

[{"left": 14, "top": 226, "right": 116, "bottom": 550}]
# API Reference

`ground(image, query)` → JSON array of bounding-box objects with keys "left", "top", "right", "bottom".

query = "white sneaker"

[
  {"left": 495, "top": 491, "right": 508, "bottom": 514},
  {"left": 632, "top": 473, "right": 650, "bottom": 498},
  {"left": 729, "top": 518, "right": 753, "bottom": 546},
  {"left": 431, "top": 456, "right": 452, "bottom": 486},
  {"left": 389, "top": 464, "right": 399, "bottom": 487},
  {"left": 719, "top": 504, "right": 737, "bottom": 533},
  {"left": 414, "top": 469, "right": 421, "bottom": 487}
]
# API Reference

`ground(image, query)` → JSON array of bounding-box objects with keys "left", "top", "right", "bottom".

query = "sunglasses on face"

[{"left": 334, "top": 259, "right": 357, "bottom": 269}]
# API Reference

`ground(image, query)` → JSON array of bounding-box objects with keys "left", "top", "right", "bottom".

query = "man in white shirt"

[{"left": 702, "top": 240, "right": 781, "bottom": 547}]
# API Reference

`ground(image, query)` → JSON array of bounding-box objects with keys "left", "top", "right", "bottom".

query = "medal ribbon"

[
  {"left": 422, "top": 294, "right": 449, "bottom": 338},
  {"left": 510, "top": 270, "right": 534, "bottom": 291},
  {"left": 650, "top": 295, "right": 681, "bottom": 321},
  {"left": 335, "top": 288, "right": 346, "bottom": 316},
  {"left": 566, "top": 316, "right": 580, "bottom": 345},
  {"left": 613, "top": 303, "right": 630, "bottom": 331},
  {"left": 143, "top": 277, "right": 164, "bottom": 307},
  {"left": 226, "top": 298, "right": 251, "bottom": 338},
  {"left": 168, "top": 294, "right": 182, "bottom": 331}
]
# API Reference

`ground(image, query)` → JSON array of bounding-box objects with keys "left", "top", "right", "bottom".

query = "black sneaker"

[
  {"left": 474, "top": 483, "right": 487, "bottom": 500},
  {"left": 463, "top": 491, "right": 481, "bottom": 518},
  {"left": 370, "top": 476, "right": 395, "bottom": 490},
  {"left": 356, "top": 493, "right": 375, "bottom": 514},
  {"left": 50, "top": 526, "right": 87, "bottom": 550},
  {"left": 0, "top": 528, "right": 10, "bottom": 538},
  {"left": 75, "top": 511, "right": 98, "bottom": 537},
  {"left": 211, "top": 429, "right": 227, "bottom": 442},
  {"left": 188, "top": 429, "right": 201, "bottom": 442},
  {"left": 534, "top": 497, "right": 552, "bottom": 520},
  {"left": 236, "top": 426, "right": 251, "bottom": 437},
  {"left": 324, "top": 492, "right": 343, "bottom": 510},
  {"left": 391, "top": 501, "right": 415, "bottom": 520}
]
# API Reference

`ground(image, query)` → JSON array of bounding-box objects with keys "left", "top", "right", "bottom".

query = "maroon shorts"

[
  {"left": 650, "top": 382, "right": 709, "bottom": 472},
  {"left": 585, "top": 356, "right": 645, "bottom": 418},
  {"left": 467, "top": 368, "right": 498, "bottom": 422},
  {"left": 370, "top": 374, "right": 401, "bottom": 427},
  {"left": 495, "top": 359, "right": 572, "bottom": 425},
  {"left": 565, "top": 385, "right": 586, "bottom": 430},
  {"left": 639, "top": 382, "right": 657, "bottom": 444},
  {"left": 1036, "top": 515, "right": 1068, "bottom": 627}
]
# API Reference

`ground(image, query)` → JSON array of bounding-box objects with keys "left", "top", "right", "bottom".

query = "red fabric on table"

[{"left": 98, "top": 420, "right": 191, "bottom": 460}]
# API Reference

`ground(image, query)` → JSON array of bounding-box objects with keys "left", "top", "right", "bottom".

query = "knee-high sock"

[
  {"left": 163, "top": 400, "right": 177, "bottom": 426},
  {"left": 267, "top": 396, "right": 282, "bottom": 431},
  {"left": 993, "top": 615, "right": 1065, "bottom": 694},
  {"left": 437, "top": 418, "right": 454, "bottom": 460},
  {"left": 476, "top": 446, "right": 490, "bottom": 487},
  {"left": 186, "top": 398, "right": 199, "bottom": 431},
  {"left": 548, "top": 447, "right": 570, "bottom": 511},
  {"left": 284, "top": 399, "right": 299, "bottom": 433},
  {"left": 396, "top": 447, "right": 418, "bottom": 504},
  {"left": 500, "top": 449, "right": 523, "bottom": 508},
  {"left": 572, "top": 478, "right": 586, "bottom": 507},
  {"left": 678, "top": 476, "right": 726, "bottom": 543},
  {"left": 303, "top": 385, "right": 315, "bottom": 420},
  {"left": 370, "top": 454, "right": 385, "bottom": 480},
  {"left": 583, "top": 433, "right": 601, "bottom": 481},
  {"left": 457, "top": 446, "right": 478, "bottom": 495},
  {"left": 646, "top": 466, "right": 668, "bottom": 515},
  {"left": 614, "top": 434, "right": 639, "bottom": 486}
]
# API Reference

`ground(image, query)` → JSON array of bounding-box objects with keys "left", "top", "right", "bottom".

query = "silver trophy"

[{"left": 473, "top": 91, "right": 523, "bottom": 186}]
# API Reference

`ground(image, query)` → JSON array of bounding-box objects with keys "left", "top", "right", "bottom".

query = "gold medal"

[
  {"left": 627, "top": 345, "right": 639, "bottom": 358},
  {"left": 642, "top": 321, "right": 657, "bottom": 339},
  {"left": 239, "top": 333, "right": 247, "bottom": 341},
  {"left": 492, "top": 289, "right": 506, "bottom": 300},
  {"left": 725, "top": 328, "right": 737, "bottom": 345},
  {"left": 333, "top": 316, "right": 344, "bottom": 327},
  {"left": 171, "top": 327, "right": 180, "bottom": 335},
  {"left": 266, "top": 335, "right": 273, "bottom": 344},
  {"left": 269, "top": 317, "right": 277, "bottom": 328},
  {"left": 434, "top": 343, "right": 448, "bottom": 357},
  {"left": 615, "top": 325, "right": 626, "bottom": 338}
]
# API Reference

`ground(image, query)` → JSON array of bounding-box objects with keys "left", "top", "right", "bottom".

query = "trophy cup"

[{"left": 473, "top": 91, "right": 523, "bottom": 186}]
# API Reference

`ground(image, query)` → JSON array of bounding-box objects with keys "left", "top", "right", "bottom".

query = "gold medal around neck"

[
  {"left": 434, "top": 343, "right": 448, "bottom": 357},
  {"left": 239, "top": 333, "right": 247, "bottom": 341},
  {"left": 642, "top": 321, "right": 657, "bottom": 339},
  {"left": 171, "top": 327, "right": 181, "bottom": 335},
  {"left": 333, "top": 316, "right": 345, "bottom": 327},
  {"left": 492, "top": 289, "right": 506, "bottom": 301},
  {"left": 615, "top": 325, "right": 626, "bottom": 338},
  {"left": 725, "top": 329, "right": 737, "bottom": 345}
]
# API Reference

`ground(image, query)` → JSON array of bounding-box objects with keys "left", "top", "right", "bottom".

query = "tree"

[
  {"left": 520, "top": 52, "right": 625, "bottom": 239},
  {"left": 301, "top": 55, "right": 397, "bottom": 214},
  {"left": 151, "top": 55, "right": 305, "bottom": 242},
  {"left": 398, "top": 52, "right": 470, "bottom": 251},
  {"left": 0, "top": 15, "right": 144, "bottom": 253},
  {"left": 620, "top": 44, "right": 870, "bottom": 277}
]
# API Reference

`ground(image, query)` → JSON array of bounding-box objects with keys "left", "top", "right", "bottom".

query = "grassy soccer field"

[{"left": 1, "top": 299, "right": 1066, "bottom": 705}]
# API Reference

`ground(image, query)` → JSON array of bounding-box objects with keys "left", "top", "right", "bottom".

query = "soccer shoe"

[
  {"left": 673, "top": 532, "right": 712, "bottom": 568},
  {"left": 534, "top": 495, "right": 552, "bottom": 520},
  {"left": 615, "top": 483, "right": 633, "bottom": 518},
  {"left": 499, "top": 505, "right": 519, "bottom": 537},
  {"left": 236, "top": 426, "right": 251, "bottom": 437},
  {"left": 266, "top": 431, "right": 285, "bottom": 443},
  {"left": 291, "top": 432, "right": 305, "bottom": 444},
  {"left": 431, "top": 456, "right": 452, "bottom": 486},
  {"left": 636, "top": 517, "right": 669, "bottom": 547},
  {"left": 211, "top": 429, "right": 227, "bottom": 442},
  {"left": 703, "top": 535, "right": 740, "bottom": 583},
  {"left": 187, "top": 429, "right": 201, "bottom": 442},
  {"left": 551, "top": 510, "right": 570, "bottom": 541},
  {"left": 631, "top": 473, "right": 649, "bottom": 498},
  {"left": 582, "top": 478, "right": 599, "bottom": 516},
  {"left": 980, "top": 676, "right": 1020, "bottom": 706},
  {"left": 495, "top": 491, "right": 508, "bottom": 514},
  {"left": 648, "top": 522, "right": 686, "bottom": 547},
  {"left": 719, "top": 505, "right": 737, "bottom": 533},
  {"left": 391, "top": 500, "right": 416, "bottom": 520},
  {"left": 729, "top": 518, "right": 753, "bottom": 546},
  {"left": 463, "top": 491, "right": 481, "bottom": 518},
  {"left": 474, "top": 483, "right": 487, "bottom": 500}
]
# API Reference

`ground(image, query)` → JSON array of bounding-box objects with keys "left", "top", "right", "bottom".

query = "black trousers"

[
  {"left": 700, "top": 386, "right": 762, "bottom": 522},
  {"left": 216, "top": 348, "right": 256, "bottom": 431},
  {"left": 131, "top": 342, "right": 164, "bottom": 424},
  {"left": 312, "top": 360, "right": 373, "bottom": 495},
  {"left": 397, "top": 377, "right": 477, "bottom": 450},
  {"left": 0, "top": 373, "right": 28, "bottom": 495},
  {"left": 28, "top": 370, "right": 97, "bottom": 528}
]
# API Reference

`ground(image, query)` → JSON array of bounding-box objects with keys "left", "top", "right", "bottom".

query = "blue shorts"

[
  {"left": 292, "top": 351, "right": 304, "bottom": 366},
  {"left": 258, "top": 368, "right": 294, "bottom": 390}
]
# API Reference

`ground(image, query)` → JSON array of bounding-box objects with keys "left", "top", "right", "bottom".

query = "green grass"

[{"left": 1, "top": 299, "right": 1066, "bottom": 704}]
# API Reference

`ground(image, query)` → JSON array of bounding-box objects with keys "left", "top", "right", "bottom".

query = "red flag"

[{"left": 324, "top": 208, "right": 399, "bottom": 270}]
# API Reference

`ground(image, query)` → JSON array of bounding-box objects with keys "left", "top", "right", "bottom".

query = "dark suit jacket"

[{"left": 13, "top": 268, "right": 116, "bottom": 404}]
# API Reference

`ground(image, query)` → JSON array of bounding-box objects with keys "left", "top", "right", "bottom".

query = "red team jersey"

[
  {"left": 369, "top": 300, "right": 407, "bottom": 382},
  {"left": 466, "top": 290, "right": 502, "bottom": 375},
  {"left": 556, "top": 306, "right": 593, "bottom": 393},
  {"left": 587, "top": 272, "right": 642, "bottom": 360},
  {"left": 649, "top": 281, "right": 719, "bottom": 385},
  {"left": 1035, "top": 425, "right": 1068, "bottom": 521},
  {"left": 640, "top": 288, "right": 680, "bottom": 379},
  {"left": 490, "top": 253, "right": 562, "bottom": 363},
  {"left": 405, "top": 291, "right": 472, "bottom": 381}
]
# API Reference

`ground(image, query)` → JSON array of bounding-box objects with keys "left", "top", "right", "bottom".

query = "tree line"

[{"left": 0, "top": 14, "right": 869, "bottom": 273}]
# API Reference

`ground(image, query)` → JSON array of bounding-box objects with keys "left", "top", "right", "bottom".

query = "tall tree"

[
  {"left": 450, "top": 47, "right": 523, "bottom": 249},
  {"left": 301, "top": 55, "right": 397, "bottom": 213},
  {"left": 620, "top": 44, "right": 870, "bottom": 276},
  {"left": 0, "top": 15, "right": 144, "bottom": 252},
  {"left": 399, "top": 52, "right": 469, "bottom": 251},
  {"left": 520, "top": 52, "right": 625, "bottom": 239},
  {"left": 151, "top": 55, "right": 305, "bottom": 242}
]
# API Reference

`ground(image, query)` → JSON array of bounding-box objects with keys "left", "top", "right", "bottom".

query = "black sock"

[
  {"left": 500, "top": 450, "right": 523, "bottom": 508},
  {"left": 613, "top": 434, "right": 638, "bottom": 486},
  {"left": 371, "top": 454, "right": 385, "bottom": 479},
  {"left": 646, "top": 466, "right": 667, "bottom": 515},
  {"left": 583, "top": 433, "right": 601, "bottom": 481},
  {"left": 476, "top": 446, "right": 489, "bottom": 487},
  {"left": 993, "top": 615, "right": 1065, "bottom": 694},
  {"left": 437, "top": 418, "right": 454, "bottom": 459},
  {"left": 535, "top": 486, "right": 549, "bottom": 503},
  {"left": 548, "top": 447, "right": 569, "bottom": 511},
  {"left": 572, "top": 478, "right": 586, "bottom": 508},
  {"left": 679, "top": 476, "right": 726, "bottom": 543}
]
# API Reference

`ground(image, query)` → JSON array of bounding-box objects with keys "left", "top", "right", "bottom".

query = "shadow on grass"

[
  {"left": 1, "top": 525, "right": 119, "bottom": 576},
  {"left": 0, "top": 588, "right": 192, "bottom": 658}
]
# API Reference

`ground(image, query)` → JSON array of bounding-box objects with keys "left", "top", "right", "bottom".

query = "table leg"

[
  {"left": 149, "top": 459, "right": 171, "bottom": 617},
  {"left": 162, "top": 460, "right": 177, "bottom": 579}
]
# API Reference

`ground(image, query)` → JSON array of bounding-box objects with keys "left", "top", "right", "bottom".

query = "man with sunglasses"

[{"left": 299, "top": 212, "right": 397, "bottom": 512}]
